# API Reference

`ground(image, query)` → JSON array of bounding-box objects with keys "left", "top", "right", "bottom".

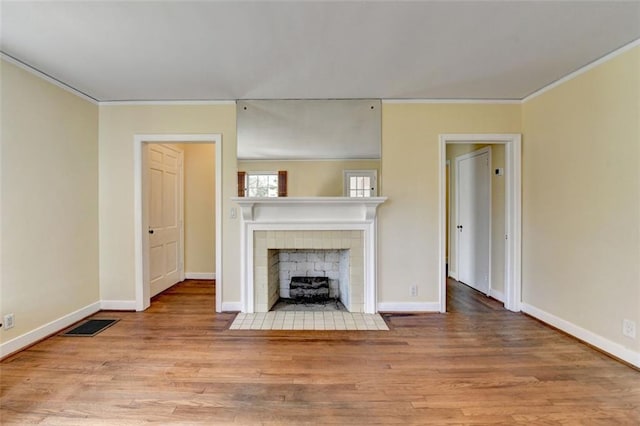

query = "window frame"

[
  {"left": 238, "top": 170, "right": 288, "bottom": 197},
  {"left": 343, "top": 169, "right": 378, "bottom": 198},
  {"left": 245, "top": 171, "right": 279, "bottom": 198}
]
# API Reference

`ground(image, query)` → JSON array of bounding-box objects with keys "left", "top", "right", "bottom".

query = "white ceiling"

[{"left": 1, "top": 1, "right": 639, "bottom": 102}]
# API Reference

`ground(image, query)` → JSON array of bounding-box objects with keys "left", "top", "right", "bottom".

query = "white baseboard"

[
  {"left": 377, "top": 302, "right": 441, "bottom": 312},
  {"left": 0, "top": 301, "right": 101, "bottom": 358},
  {"left": 489, "top": 288, "right": 505, "bottom": 302},
  {"left": 221, "top": 302, "right": 242, "bottom": 312},
  {"left": 100, "top": 300, "right": 136, "bottom": 311},
  {"left": 521, "top": 302, "right": 640, "bottom": 368},
  {"left": 448, "top": 270, "right": 458, "bottom": 280},
  {"left": 185, "top": 272, "right": 216, "bottom": 280}
]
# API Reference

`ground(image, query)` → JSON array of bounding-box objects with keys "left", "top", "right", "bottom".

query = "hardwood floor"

[{"left": 1, "top": 279, "right": 639, "bottom": 424}]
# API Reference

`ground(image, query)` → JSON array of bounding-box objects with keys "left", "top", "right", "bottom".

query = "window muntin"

[
  {"left": 344, "top": 170, "right": 377, "bottom": 197},
  {"left": 349, "top": 176, "right": 372, "bottom": 197},
  {"left": 246, "top": 172, "right": 278, "bottom": 197}
]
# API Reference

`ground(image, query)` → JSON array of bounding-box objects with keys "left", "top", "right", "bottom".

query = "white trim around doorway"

[
  {"left": 438, "top": 134, "right": 522, "bottom": 313},
  {"left": 134, "top": 134, "right": 223, "bottom": 312}
]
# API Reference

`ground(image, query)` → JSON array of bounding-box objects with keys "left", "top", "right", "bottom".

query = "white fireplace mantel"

[
  {"left": 232, "top": 196, "right": 387, "bottom": 314},
  {"left": 232, "top": 196, "right": 387, "bottom": 222}
]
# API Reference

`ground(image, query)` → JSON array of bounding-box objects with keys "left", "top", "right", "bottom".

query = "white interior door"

[
  {"left": 147, "top": 144, "right": 183, "bottom": 297},
  {"left": 456, "top": 148, "right": 491, "bottom": 294}
]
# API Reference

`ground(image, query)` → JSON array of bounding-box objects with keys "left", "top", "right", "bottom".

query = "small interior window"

[
  {"left": 246, "top": 172, "right": 278, "bottom": 197},
  {"left": 344, "top": 170, "right": 377, "bottom": 197}
]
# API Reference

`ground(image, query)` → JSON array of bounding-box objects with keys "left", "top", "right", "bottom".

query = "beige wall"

[
  {"left": 1, "top": 61, "right": 99, "bottom": 342},
  {"left": 522, "top": 46, "right": 640, "bottom": 352},
  {"left": 183, "top": 143, "right": 216, "bottom": 274},
  {"left": 380, "top": 103, "right": 521, "bottom": 303},
  {"left": 98, "top": 105, "right": 238, "bottom": 303},
  {"left": 98, "top": 102, "right": 522, "bottom": 309},
  {"left": 446, "top": 144, "right": 506, "bottom": 296},
  {"left": 237, "top": 160, "right": 380, "bottom": 197}
]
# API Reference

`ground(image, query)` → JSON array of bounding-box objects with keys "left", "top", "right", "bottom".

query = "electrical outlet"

[
  {"left": 410, "top": 285, "right": 418, "bottom": 297},
  {"left": 622, "top": 319, "right": 636, "bottom": 339},
  {"left": 3, "top": 313, "right": 15, "bottom": 330}
]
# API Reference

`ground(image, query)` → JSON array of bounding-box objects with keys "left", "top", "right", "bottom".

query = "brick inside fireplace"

[{"left": 270, "top": 249, "right": 350, "bottom": 308}]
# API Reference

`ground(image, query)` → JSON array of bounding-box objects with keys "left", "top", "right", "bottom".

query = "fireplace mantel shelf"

[{"left": 231, "top": 196, "right": 388, "bottom": 221}]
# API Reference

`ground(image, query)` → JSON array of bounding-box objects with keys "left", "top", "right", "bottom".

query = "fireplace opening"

[{"left": 267, "top": 248, "right": 350, "bottom": 312}]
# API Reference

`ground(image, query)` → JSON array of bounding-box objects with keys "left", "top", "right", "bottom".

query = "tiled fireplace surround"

[
  {"left": 254, "top": 231, "right": 364, "bottom": 312},
  {"left": 233, "top": 197, "right": 387, "bottom": 314}
]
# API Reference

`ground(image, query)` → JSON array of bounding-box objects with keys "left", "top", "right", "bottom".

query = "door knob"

[
  {"left": 457, "top": 225, "right": 463, "bottom": 230},
  {"left": 148, "top": 229, "right": 154, "bottom": 234}
]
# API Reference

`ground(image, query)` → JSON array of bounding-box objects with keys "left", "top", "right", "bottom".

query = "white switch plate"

[
  {"left": 623, "top": 319, "right": 636, "bottom": 339},
  {"left": 3, "top": 313, "right": 15, "bottom": 330}
]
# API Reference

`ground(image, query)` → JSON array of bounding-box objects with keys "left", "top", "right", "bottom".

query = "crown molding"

[
  {"left": 522, "top": 38, "right": 640, "bottom": 103},
  {"left": 99, "top": 100, "right": 236, "bottom": 106},
  {"left": 1, "top": 52, "right": 99, "bottom": 105},
  {"left": 382, "top": 98, "right": 521, "bottom": 105},
  {"left": 5, "top": 37, "right": 638, "bottom": 107}
]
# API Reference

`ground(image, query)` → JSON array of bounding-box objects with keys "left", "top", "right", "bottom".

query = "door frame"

[
  {"left": 134, "top": 134, "right": 222, "bottom": 312},
  {"left": 446, "top": 159, "right": 451, "bottom": 272},
  {"left": 454, "top": 146, "right": 492, "bottom": 295},
  {"left": 438, "top": 134, "right": 521, "bottom": 312}
]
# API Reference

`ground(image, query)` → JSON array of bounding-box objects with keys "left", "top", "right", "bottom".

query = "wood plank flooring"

[{"left": 1, "top": 279, "right": 639, "bottom": 424}]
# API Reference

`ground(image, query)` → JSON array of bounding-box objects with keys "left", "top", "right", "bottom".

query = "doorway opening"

[
  {"left": 439, "top": 134, "right": 521, "bottom": 313},
  {"left": 451, "top": 145, "right": 493, "bottom": 298},
  {"left": 134, "top": 134, "right": 222, "bottom": 312}
]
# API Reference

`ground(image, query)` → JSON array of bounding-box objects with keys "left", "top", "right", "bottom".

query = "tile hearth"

[{"left": 229, "top": 312, "right": 389, "bottom": 331}]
